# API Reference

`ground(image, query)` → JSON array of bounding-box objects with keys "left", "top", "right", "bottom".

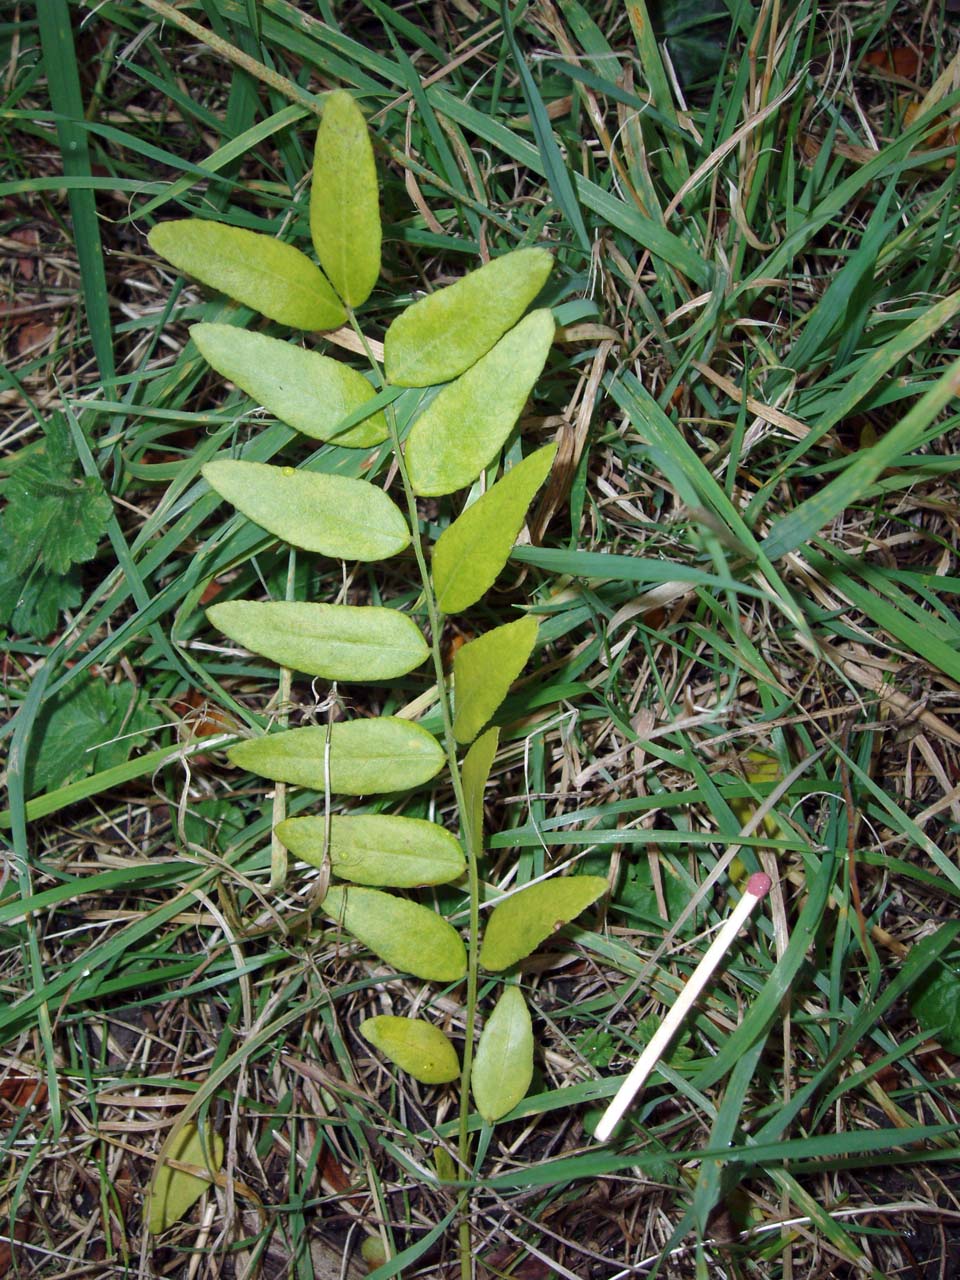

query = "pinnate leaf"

[
  {"left": 433, "top": 444, "right": 557, "bottom": 613},
  {"left": 207, "top": 601, "right": 428, "bottom": 680},
  {"left": 453, "top": 615, "right": 538, "bottom": 744},
  {"left": 149, "top": 219, "right": 345, "bottom": 330},
  {"left": 202, "top": 460, "right": 410, "bottom": 562},
  {"left": 360, "top": 1016, "right": 460, "bottom": 1083},
  {"left": 228, "top": 718, "right": 444, "bottom": 795},
  {"left": 311, "top": 90, "right": 381, "bottom": 308},
  {"left": 480, "top": 876, "right": 608, "bottom": 971},
  {"left": 385, "top": 248, "right": 552, "bottom": 386},
  {"left": 323, "top": 886, "right": 466, "bottom": 981},
  {"left": 405, "top": 309, "right": 555, "bottom": 496},
  {"left": 192, "top": 324, "right": 386, "bottom": 447},
  {"left": 471, "top": 987, "right": 533, "bottom": 1122},
  {"left": 146, "top": 1122, "right": 223, "bottom": 1234},
  {"left": 276, "top": 813, "right": 465, "bottom": 886}
]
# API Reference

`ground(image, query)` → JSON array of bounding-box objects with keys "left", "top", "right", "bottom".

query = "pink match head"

[{"left": 747, "top": 871, "right": 772, "bottom": 899}]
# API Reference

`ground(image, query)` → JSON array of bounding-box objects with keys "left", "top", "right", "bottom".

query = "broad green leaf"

[
  {"left": 202, "top": 460, "right": 410, "bottom": 562},
  {"left": 323, "top": 885, "right": 466, "bottom": 981},
  {"left": 191, "top": 324, "right": 387, "bottom": 447},
  {"left": 385, "top": 248, "right": 553, "bottom": 387},
  {"left": 146, "top": 1121, "right": 224, "bottom": 1234},
  {"left": 207, "top": 601, "right": 428, "bottom": 680},
  {"left": 360, "top": 1016, "right": 460, "bottom": 1083},
  {"left": 461, "top": 728, "right": 499, "bottom": 856},
  {"left": 471, "top": 987, "right": 533, "bottom": 1122},
  {"left": 909, "top": 928, "right": 960, "bottom": 1053},
  {"left": 479, "top": 876, "right": 608, "bottom": 971},
  {"left": 405, "top": 310, "right": 555, "bottom": 496},
  {"left": 148, "top": 219, "right": 345, "bottom": 330},
  {"left": 310, "top": 90, "right": 381, "bottom": 308},
  {"left": 276, "top": 813, "right": 465, "bottom": 886},
  {"left": 228, "top": 718, "right": 445, "bottom": 794},
  {"left": 453, "top": 615, "right": 538, "bottom": 744},
  {"left": 432, "top": 444, "right": 557, "bottom": 613}
]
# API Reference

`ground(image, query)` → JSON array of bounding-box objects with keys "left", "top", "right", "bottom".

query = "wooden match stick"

[{"left": 594, "top": 872, "right": 772, "bottom": 1143}]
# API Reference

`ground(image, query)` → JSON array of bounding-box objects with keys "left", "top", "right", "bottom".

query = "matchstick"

[{"left": 594, "top": 871, "right": 772, "bottom": 1143}]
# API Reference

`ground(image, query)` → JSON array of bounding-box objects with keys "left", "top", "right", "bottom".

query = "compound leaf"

[
  {"left": 202, "top": 460, "right": 410, "bottom": 562},
  {"left": 385, "top": 248, "right": 552, "bottom": 386},
  {"left": 228, "top": 718, "right": 444, "bottom": 795},
  {"left": 149, "top": 219, "right": 345, "bottom": 330},
  {"left": 192, "top": 324, "right": 387, "bottom": 447},
  {"left": 360, "top": 1016, "right": 460, "bottom": 1083},
  {"left": 146, "top": 1121, "right": 223, "bottom": 1234},
  {"left": 433, "top": 443, "right": 557, "bottom": 613},
  {"left": 276, "top": 813, "right": 465, "bottom": 886},
  {"left": 207, "top": 601, "right": 428, "bottom": 681},
  {"left": 405, "top": 309, "right": 555, "bottom": 496},
  {"left": 480, "top": 876, "right": 608, "bottom": 971},
  {"left": 453, "top": 615, "right": 538, "bottom": 744},
  {"left": 471, "top": 987, "right": 533, "bottom": 1122},
  {"left": 323, "top": 885, "right": 466, "bottom": 981},
  {"left": 310, "top": 90, "right": 381, "bottom": 308}
]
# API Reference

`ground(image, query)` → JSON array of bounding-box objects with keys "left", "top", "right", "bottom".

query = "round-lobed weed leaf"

[
  {"left": 480, "top": 876, "right": 609, "bottom": 971},
  {"left": 453, "top": 615, "right": 539, "bottom": 744},
  {"left": 471, "top": 986, "right": 533, "bottom": 1122}
]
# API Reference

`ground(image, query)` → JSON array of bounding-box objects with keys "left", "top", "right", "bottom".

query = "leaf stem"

[{"left": 346, "top": 311, "right": 480, "bottom": 1279}]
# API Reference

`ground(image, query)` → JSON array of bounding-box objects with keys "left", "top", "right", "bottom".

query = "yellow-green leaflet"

[
  {"left": 461, "top": 728, "right": 499, "bottom": 857},
  {"left": 146, "top": 1121, "right": 223, "bottom": 1234},
  {"left": 276, "top": 814, "right": 465, "bottom": 887},
  {"left": 310, "top": 90, "right": 381, "bottom": 308},
  {"left": 192, "top": 324, "right": 386, "bottom": 447},
  {"left": 471, "top": 987, "right": 533, "bottom": 1122},
  {"left": 360, "top": 1016, "right": 460, "bottom": 1084},
  {"left": 385, "top": 248, "right": 553, "bottom": 386},
  {"left": 148, "top": 220, "right": 345, "bottom": 330},
  {"left": 432, "top": 444, "right": 557, "bottom": 614},
  {"left": 323, "top": 886, "right": 466, "bottom": 982},
  {"left": 479, "top": 876, "right": 608, "bottom": 971},
  {"left": 207, "top": 601, "right": 428, "bottom": 681},
  {"left": 228, "top": 719, "right": 445, "bottom": 795},
  {"left": 453, "top": 616, "right": 538, "bottom": 744},
  {"left": 202, "top": 460, "right": 410, "bottom": 562},
  {"left": 405, "top": 309, "right": 555, "bottom": 496}
]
